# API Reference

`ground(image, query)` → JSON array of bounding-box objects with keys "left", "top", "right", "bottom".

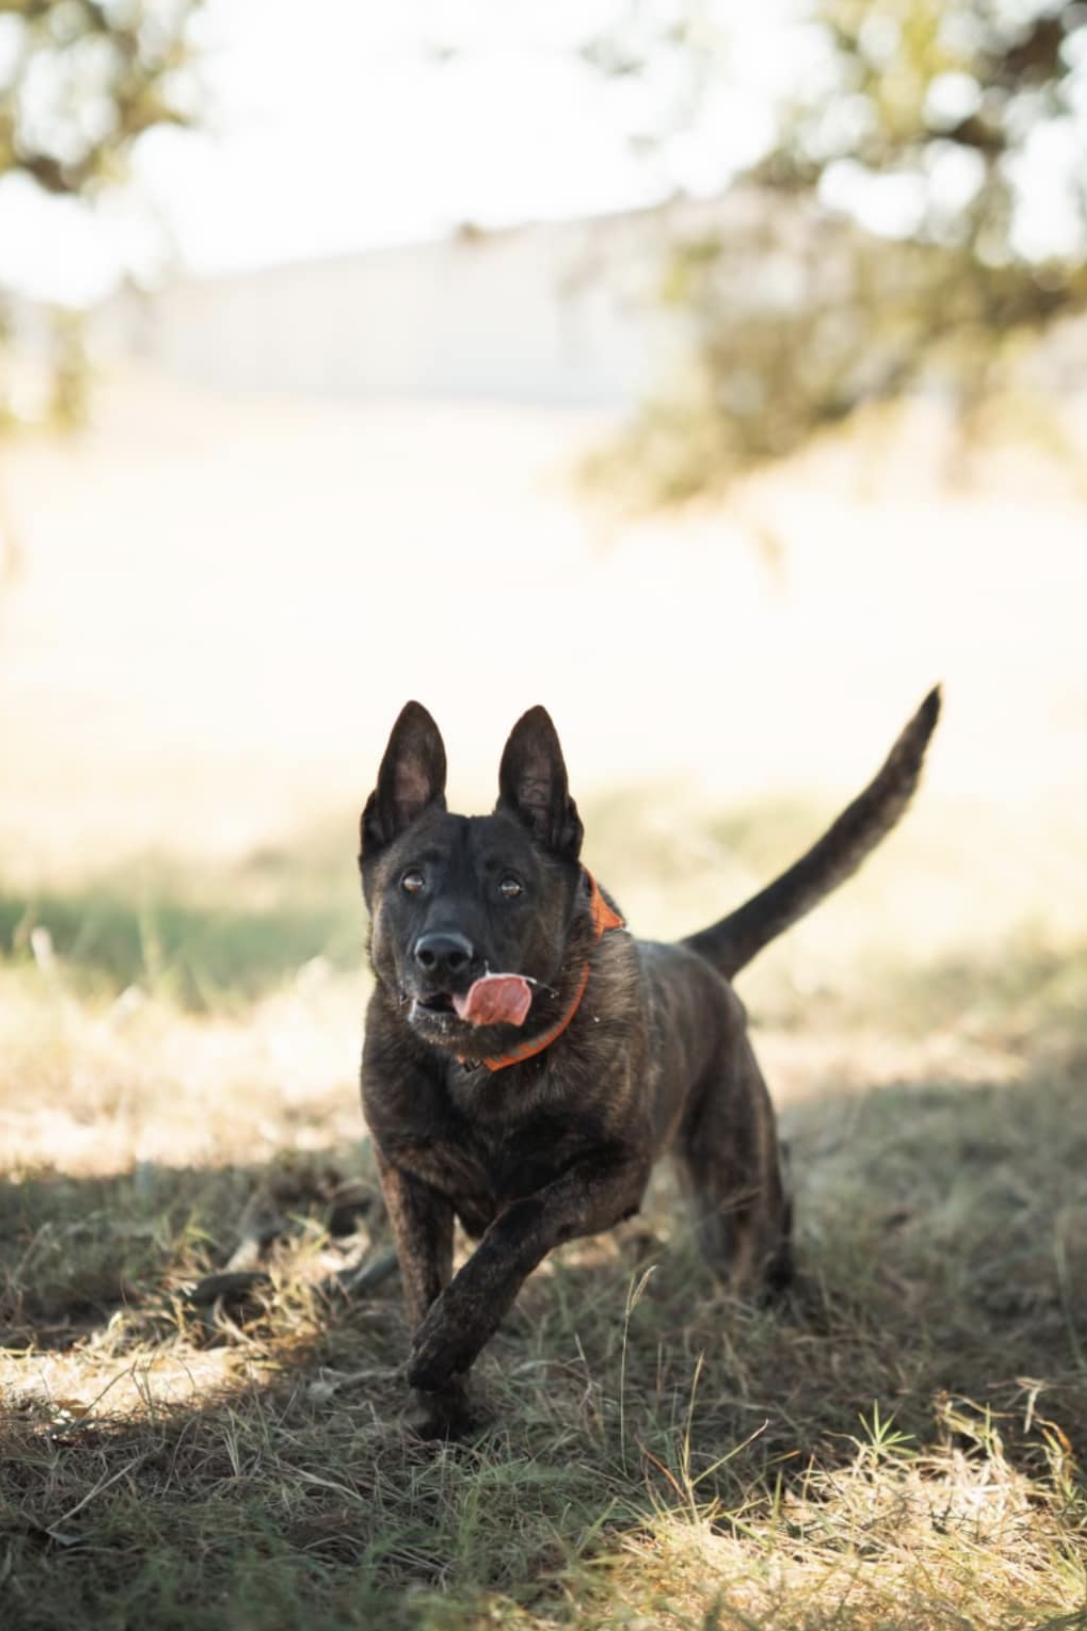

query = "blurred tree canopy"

[
  {"left": 0, "top": 0, "right": 205, "bottom": 425},
  {"left": 586, "top": 0, "right": 1087, "bottom": 502}
]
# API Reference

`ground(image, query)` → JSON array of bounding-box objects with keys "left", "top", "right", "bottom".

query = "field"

[{"left": 1, "top": 377, "right": 1085, "bottom": 1628}]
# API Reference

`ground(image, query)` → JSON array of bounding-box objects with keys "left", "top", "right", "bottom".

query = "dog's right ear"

[{"left": 360, "top": 702, "right": 447, "bottom": 858}]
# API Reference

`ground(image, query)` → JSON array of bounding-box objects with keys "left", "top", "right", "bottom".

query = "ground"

[{"left": 0, "top": 378, "right": 1084, "bottom": 1628}]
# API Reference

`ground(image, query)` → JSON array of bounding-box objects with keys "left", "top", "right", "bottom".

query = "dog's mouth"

[
  {"left": 404, "top": 973, "right": 537, "bottom": 1036},
  {"left": 405, "top": 990, "right": 462, "bottom": 1035},
  {"left": 404, "top": 990, "right": 470, "bottom": 1043},
  {"left": 415, "top": 991, "right": 456, "bottom": 1015}
]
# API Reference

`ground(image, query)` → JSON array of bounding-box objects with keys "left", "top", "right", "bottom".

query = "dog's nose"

[{"left": 413, "top": 931, "right": 474, "bottom": 978}]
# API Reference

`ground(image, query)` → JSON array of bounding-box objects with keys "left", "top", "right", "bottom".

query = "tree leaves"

[{"left": 587, "top": 1, "right": 1087, "bottom": 501}]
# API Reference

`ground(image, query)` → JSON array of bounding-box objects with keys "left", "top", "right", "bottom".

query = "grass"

[
  {"left": 0, "top": 833, "right": 361, "bottom": 1009},
  {"left": 1, "top": 801, "right": 1086, "bottom": 1630}
]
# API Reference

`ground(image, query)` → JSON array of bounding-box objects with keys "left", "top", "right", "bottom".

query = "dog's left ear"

[
  {"left": 361, "top": 701, "right": 447, "bottom": 858},
  {"left": 496, "top": 706, "right": 583, "bottom": 859}
]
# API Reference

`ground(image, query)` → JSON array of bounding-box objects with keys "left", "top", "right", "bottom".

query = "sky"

[{"left": 0, "top": 0, "right": 797, "bottom": 305}]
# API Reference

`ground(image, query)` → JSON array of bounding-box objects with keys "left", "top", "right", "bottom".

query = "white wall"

[{"left": 105, "top": 213, "right": 675, "bottom": 406}]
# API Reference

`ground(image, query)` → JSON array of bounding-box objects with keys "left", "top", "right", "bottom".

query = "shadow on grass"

[{"left": 2, "top": 1036, "right": 1086, "bottom": 1630}]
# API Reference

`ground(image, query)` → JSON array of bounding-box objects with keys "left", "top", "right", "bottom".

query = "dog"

[{"left": 359, "top": 690, "right": 940, "bottom": 1435}]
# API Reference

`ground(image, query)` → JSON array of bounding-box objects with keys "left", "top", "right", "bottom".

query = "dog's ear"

[
  {"left": 361, "top": 702, "right": 447, "bottom": 856},
  {"left": 496, "top": 706, "right": 583, "bottom": 859}
]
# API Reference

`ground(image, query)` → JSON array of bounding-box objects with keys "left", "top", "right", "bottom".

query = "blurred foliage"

[
  {"left": 585, "top": 0, "right": 1087, "bottom": 502},
  {"left": 0, "top": 0, "right": 205, "bottom": 426},
  {"left": 0, "top": 0, "right": 204, "bottom": 196}
]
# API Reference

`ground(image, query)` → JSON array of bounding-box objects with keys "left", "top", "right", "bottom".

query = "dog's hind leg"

[{"left": 674, "top": 1031, "right": 793, "bottom": 1295}]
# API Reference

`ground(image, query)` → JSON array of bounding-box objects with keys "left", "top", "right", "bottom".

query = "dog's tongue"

[{"left": 452, "top": 974, "right": 533, "bottom": 1028}]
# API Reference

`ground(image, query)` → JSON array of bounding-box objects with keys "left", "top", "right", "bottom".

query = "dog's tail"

[{"left": 683, "top": 687, "right": 941, "bottom": 981}]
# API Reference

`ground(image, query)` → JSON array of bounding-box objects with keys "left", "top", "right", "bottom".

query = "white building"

[{"left": 102, "top": 209, "right": 684, "bottom": 407}]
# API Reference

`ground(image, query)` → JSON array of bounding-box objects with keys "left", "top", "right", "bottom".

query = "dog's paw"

[
  {"left": 405, "top": 1384, "right": 489, "bottom": 1442},
  {"left": 408, "top": 1295, "right": 485, "bottom": 1391},
  {"left": 406, "top": 1325, "right": 476, "bottom": 1392}
]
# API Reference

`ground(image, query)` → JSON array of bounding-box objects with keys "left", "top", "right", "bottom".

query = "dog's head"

[{"left": 360, "top": 701, "right": 588, "bottom": 1053}]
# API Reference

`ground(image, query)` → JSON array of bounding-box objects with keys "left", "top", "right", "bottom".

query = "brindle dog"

[{"left": 359, "top": 691, "right": 940, "bottom": 1435}]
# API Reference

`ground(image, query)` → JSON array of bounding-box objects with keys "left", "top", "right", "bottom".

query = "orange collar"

[{"left": 458, "top": 869, "right": 624, "bottom": 1074}]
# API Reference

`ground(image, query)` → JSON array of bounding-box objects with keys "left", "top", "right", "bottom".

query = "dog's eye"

[
  {"left": 499, "top": 877, "right": 523, "bottom": 900},
  {"left": 401, "top": 870, "right": 426, "bottom": 895}
]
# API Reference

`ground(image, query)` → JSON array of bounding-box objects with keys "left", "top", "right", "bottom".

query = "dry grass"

[{"left": 2, "top": 796, "right": 1085, "bottom": 1631}]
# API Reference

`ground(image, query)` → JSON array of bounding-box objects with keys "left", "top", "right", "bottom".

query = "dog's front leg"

[
  {"left": 375, "top": 1153, "right": 475, "bottom": 1436},
  {"left": 407, "top": 1149, "right": 649, "bottom": 1394},
  {"left": 376, "top": 1152, "right": 454, "bottom": 1326}
]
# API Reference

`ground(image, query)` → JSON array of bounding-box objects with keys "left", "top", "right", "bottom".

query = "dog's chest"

[{"left": 394, "top": 1079, "right": 603, "bottom": 1229}]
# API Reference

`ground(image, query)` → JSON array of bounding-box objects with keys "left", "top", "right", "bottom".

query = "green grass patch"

[{"left": 0, "top": 836, "right": 362, "bottom": 1008}]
